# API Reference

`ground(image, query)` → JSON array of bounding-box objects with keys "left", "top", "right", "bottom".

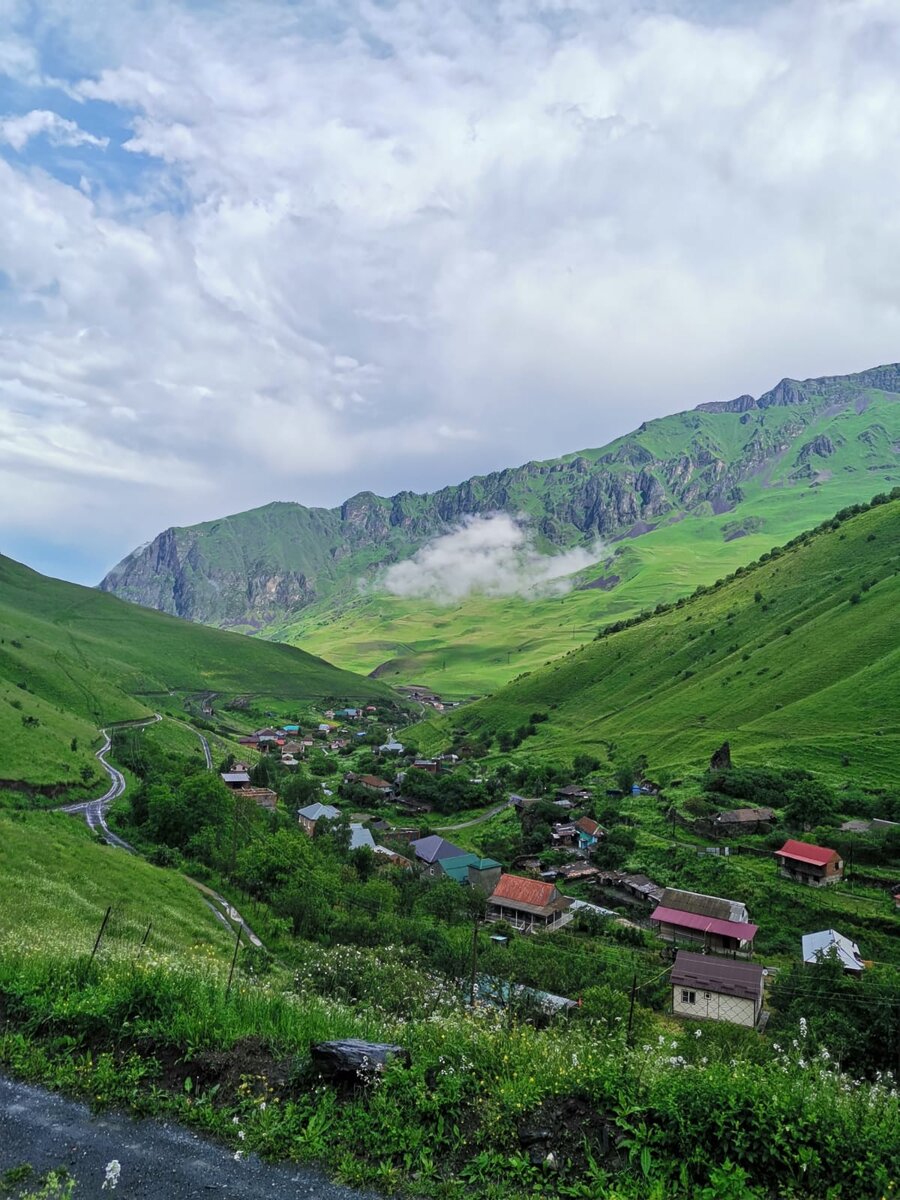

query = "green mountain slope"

[
  {"left": 0, "top": 554, "right": 391, "bottom": 789},
  {"left": 102, "top": 363, "right": 900, "bottom": 696},
  {"left": 414, "top": 492, "right": 900, "bottom": 788}
]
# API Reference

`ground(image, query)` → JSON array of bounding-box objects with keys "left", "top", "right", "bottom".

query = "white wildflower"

[
  {"left": 694, "top": 1029, "right": 702, "bottom": 1039},
  {"left": 238, "top": 1130, "right": 246, "bottom": 1141},
  {"left": 102, "top": 1161, "right": 121, "bottom": 1191},
  {"left": 234, "top": 1151, "right": 244, "bottom": 1162}
]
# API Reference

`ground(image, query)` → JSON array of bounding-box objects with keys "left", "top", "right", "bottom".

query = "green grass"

[
  {"left": 276, "top": 393, "right": 900, "bottom": 699},
  {"left": 414, "top": 495, "right": 900, "bottom": 788},
  {"left": 0, "top": 553, "right": 393, "bottom": 788},
  {"left": 0, "top": 810, "right": 233, "bottom": 963}
]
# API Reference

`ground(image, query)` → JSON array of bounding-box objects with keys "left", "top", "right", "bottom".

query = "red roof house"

[
  {"left": 775, "top": 840, "right": 843, "bottom": 887},
  {"left": 487, "top": 873, "right": 571, "bottom": 933}
]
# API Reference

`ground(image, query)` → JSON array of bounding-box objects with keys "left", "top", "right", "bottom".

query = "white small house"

[{"left": 670, "top": 950, "right": 764, "bottom": 1028}]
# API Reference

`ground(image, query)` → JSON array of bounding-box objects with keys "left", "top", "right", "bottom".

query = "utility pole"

[
  {"left": 626, "top": 972, "right": 638, "bottom": 1046},
  {"left": 468, "top": 916, "right": 480, "bottom": 1007}
]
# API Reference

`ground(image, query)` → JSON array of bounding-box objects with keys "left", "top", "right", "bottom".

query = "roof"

[
  {"left": 652, "top": 905, "right": 758, "bottom": 943},
  {"left": 491, "top": 874, "right": 557, "bottom": 908},
  {"left": 221, "top": 772, "right": 250, "bottom": 784},
  {"left": 557, "top": 785, "right": 591, "bottom": 797},
  {"left": 660, "top": 888, "right": 747, "bottom": 923},
  {"left": 802, "top": 929, "right": 864, "bottom": 971},
  {"left": 410, "top": 835, "right": 466, "bottom": 863},
  {"left": 439, "top": 853, "right": 501, "bottom": 883},
  {"left": 298, "top": 802, "right": 340, "bottom": 822},
  {"left": 358, "top": 774, "right": 392, "bottom": 789},
  {"left": 776, "top": 839, "right": 840, "bottom": 867},
  {"left": 715, "top": 807, "right": 776, "bottom": 823},
  {"left": 349, "top": 824, "right": 376, "bottom": 851},
  {"left": 671, "top": 951, "right": 764, "bottom": 1001},
  {"left": 575, "top": 816, "right": 602, "bottom": 837}
]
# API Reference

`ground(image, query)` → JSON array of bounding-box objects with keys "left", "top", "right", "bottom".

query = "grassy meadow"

[
  {"left": 0, "top": 552, "right": 391, "bottom": 790},
  {"left": 414, "top": 494, "right": 900, "bottom": 787}
]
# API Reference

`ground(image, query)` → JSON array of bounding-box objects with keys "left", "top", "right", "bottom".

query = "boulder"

[
  {"left": 709, "top": 741, "right": 732, "bottom": 771},
  {"left": 310, "top": 1039, "right": 410, "bottom": 1080}
]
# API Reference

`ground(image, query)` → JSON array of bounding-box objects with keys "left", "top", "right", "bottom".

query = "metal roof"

[
  {"left": 349, "top": 824, "right": 376, "bottom": 851},
  {"left": 492, "top": 873, "right": 557, "bottom": 908},
  {"left": 671, "top": 951, "right": 764, "bottom": 1000},
  {"left": 298, "top": 802, "right": 340, "bottom": 821},
  {"left": 652, "top": 905, "right": 758, "bottom": 943},
  {"left": 802, "top": 929, "right": 864, "bottom": 972},
  {"left": 410, "top": 835, "right": 466, "bottom": 863},
  {"left": 776, "top": 839, "right": 840, "bottom": 866},
  {"left": 660, "top": 888, "right": 747, "bottom": 923},
  {"left": 221, "top": 772, "right": 250, "bottom": 784}
]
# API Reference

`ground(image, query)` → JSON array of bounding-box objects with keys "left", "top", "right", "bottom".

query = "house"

[
  {"left": 510, "top": 794, "right": 542, "bottom": 812},
  {"left": 412, "top": 758, "right": 439, "bottom": 774},
  {"left": 802, "top": 929, "right": 865, "bottom": 974},
  {"left": 220, "top": 771, "right": 251, "bottom": 789},
  {"left": 775, "top": 840, "right": 843, "bottom": 886},
  {"left": 575, "top": 816, "right": 604, "bottom": 850},
  {"left": 556, "top": 785, "right": 592, "bottom": 802},
  {"left": 550, "top": 822, "right": 577, "bottom": 847},
  {"left": 373, "top": 845, "right": 413, "bottom": 869},
  {"left": 395, "top": 795, "right": 433, "bottom": 814},
  {"left": 410, "top": 835, "right": 467, "bottom": 876},
  {"left": 486, "top": 874, "right": 572, "bottom": 933},
  {"left": 379, "top": 738, "right": 405, "bottom": 754},
  {"left": 281, "top": 724, "right": 300, "bottom": 733},
  {"left": 437, "top": 854, "right": 502, "bottom": 894},
  {"left": 236, "top": 787, "right": 278, "bottom": 810},
  {"left": 556, "top": 861, "right": 599, "bottom": 882},
  {"left": 280, "top": 754, "right": 298, "bottom": 767},
  {"left": 356, "top": 774, "right": 393, "bottom": 796},
  {"left": 671, "top": 951, "right": 765, "bottom": 1028},
  {"left": 349, "top": 823, "right": 376, "bottom": 852},
  {"left": 651, "top": 888, "right": 757, "bottom": 954},
  {"left": 713, "top": 807, "right": 777, "bottom": 833},
  {"left": 298, "top": 801, "right": 340, "bottom": 835},
  {"left": 594, "top": 871, "right": 664, "bottom": 905}
]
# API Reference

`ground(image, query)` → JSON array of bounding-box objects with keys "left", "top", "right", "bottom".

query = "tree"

[
  {"left": 784, "top": 778, "right": 835, "bottom": 829},
  {"left": 616, "top": 764, "right": 635, "bottom": 794}
]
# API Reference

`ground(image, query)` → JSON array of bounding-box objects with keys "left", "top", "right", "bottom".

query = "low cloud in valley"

[{"left": 381, "top": 514, "right": 605, "bottom": 603}]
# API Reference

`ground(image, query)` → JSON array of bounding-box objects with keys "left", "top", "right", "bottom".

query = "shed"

[{"left": 775, "top": 840, "right": 843, "bottom": 886}]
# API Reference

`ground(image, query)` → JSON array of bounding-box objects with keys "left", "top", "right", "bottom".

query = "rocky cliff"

[{"left": 100, "top": 362, "right": 900, "bottom": 628}]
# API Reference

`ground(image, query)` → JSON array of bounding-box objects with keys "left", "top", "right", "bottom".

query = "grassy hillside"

[
  {"left": 0, "top": 553, "right": 392, "bottom": 789},
  {"left": 414, "top": 492, "right": 900, "bottom": 787},
  {"left": 0, "top": 810, "right": 233, "bottom": 962},
  {"left": 276, "top": 388, "right": 900, "bottom": 697},
  {"left": 104, "top": 364, "right": 900, "bottom": 697}
]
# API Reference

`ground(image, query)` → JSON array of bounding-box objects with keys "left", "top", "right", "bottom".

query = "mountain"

[
  {"left": 413, "top": 491, "right": 900, "bottom": 788},
  {"left": 102, "top": 362, "right": 900, "bottom": 694},
  {"left": 0, "top": 553, "right": 392, "bottom": 791}
]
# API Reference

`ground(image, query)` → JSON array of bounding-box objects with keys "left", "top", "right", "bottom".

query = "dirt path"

[{"left": 0, "top": 1075, "right": 372, "bottom": 1200}]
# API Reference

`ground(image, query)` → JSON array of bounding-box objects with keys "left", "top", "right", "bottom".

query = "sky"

[{"left": 2, "top": 0, "right": 900, "bottom": 585}]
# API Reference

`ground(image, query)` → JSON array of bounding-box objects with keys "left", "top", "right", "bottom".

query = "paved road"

[
  {"left": 436, "top": 801, "right": 509, "bottom": 832},
  {"left": 58, "top": 715, "right": 162, "bottom": 852},
  {"left": 59, "top": 716, "right": 264, "bottom": 950},
  {"left": 0, "top": 1076, "right": 372, "bottom": 1200},
  {"left": 167, "top": 715, "right": 213, "bottom": 769}
]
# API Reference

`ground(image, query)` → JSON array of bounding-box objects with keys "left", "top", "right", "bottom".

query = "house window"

[{"left": 680, "top": 990, "right": 696, "bottom": 1005}]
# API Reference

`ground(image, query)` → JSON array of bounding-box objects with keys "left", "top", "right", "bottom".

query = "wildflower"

[
  {"left": 234, "top": 1151, "right": 244, "bottom": 1162},
  {"left": 238, "top": 1130, "right": 246, "bottom": 1141},
  {"left": 694, "top": 1029, "right": 702, "bottom": 1039},
  {"left": 799, "top": 1016, "right": 808, "bottom": 1039},
  {"left": 102, "top": 1160, "right": 121, "bottom": 1191}
]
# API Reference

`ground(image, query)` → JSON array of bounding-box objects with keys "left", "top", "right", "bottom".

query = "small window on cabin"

[{"left": 681, "top": 990, "right": 696, "bottom": 1004}]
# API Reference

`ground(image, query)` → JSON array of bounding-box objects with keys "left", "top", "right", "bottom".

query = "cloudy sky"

[{"left": 2, "top": 0, "right": 900, "bottom": 584}]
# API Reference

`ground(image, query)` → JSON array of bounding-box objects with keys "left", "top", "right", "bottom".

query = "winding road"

[
  {"left": 60, "top": 714, "right": 262, "bottom": 949},
  {"left": 436, "top": 801, "right": 510, "bottom": 832}
]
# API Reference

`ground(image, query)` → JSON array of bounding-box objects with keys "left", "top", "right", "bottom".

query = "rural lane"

[
  {"left": 436, "top": 801, "right": 509, "bottom": 832},
  {"left": 59, "top": 715, "right": 263, "bottom": 949},
  {"left": 0, "top": 1076, "right": 373, "bottom": 1200}
]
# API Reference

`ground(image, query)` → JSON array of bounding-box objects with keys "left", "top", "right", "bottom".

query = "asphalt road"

[
  {"left": 0, "top": 1076, "right": 372, "bottom": 1199},
  {"left": 58, "top": 715, "right": 163, "bottom": 852}
]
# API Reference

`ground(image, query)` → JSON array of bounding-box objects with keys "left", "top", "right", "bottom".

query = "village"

[{"left": 217, "top": 713, "right": 900, "bottom": 1030}]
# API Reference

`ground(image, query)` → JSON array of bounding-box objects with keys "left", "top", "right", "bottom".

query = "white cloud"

[
  {"left": 1, "top": 1, "right": 900, "bottom": 580},
  {"left": 381, "top": 513, "right": 605, "bottom": 602},
  {"left": 0, "top": 109, "right": 108, "bottom": 151}
]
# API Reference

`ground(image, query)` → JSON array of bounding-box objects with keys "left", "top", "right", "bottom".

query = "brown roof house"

[
  {"left": 671, "top": 951, "right": 765, "bottom": 1028},
  {"left": 775, "top": 840, "right": 843, "bottom": 886},
  {"left": 487, "top": 873, "right": 572, "bottom": 934},
  {"left": 354, "top": 774, "right": 394, "bottom": 796},
  {"left": 713, "top": 807, "right": 777, "bottom": 834},
  {"left": 651, "top": 888, "right": 757, "bottom": 955}
]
